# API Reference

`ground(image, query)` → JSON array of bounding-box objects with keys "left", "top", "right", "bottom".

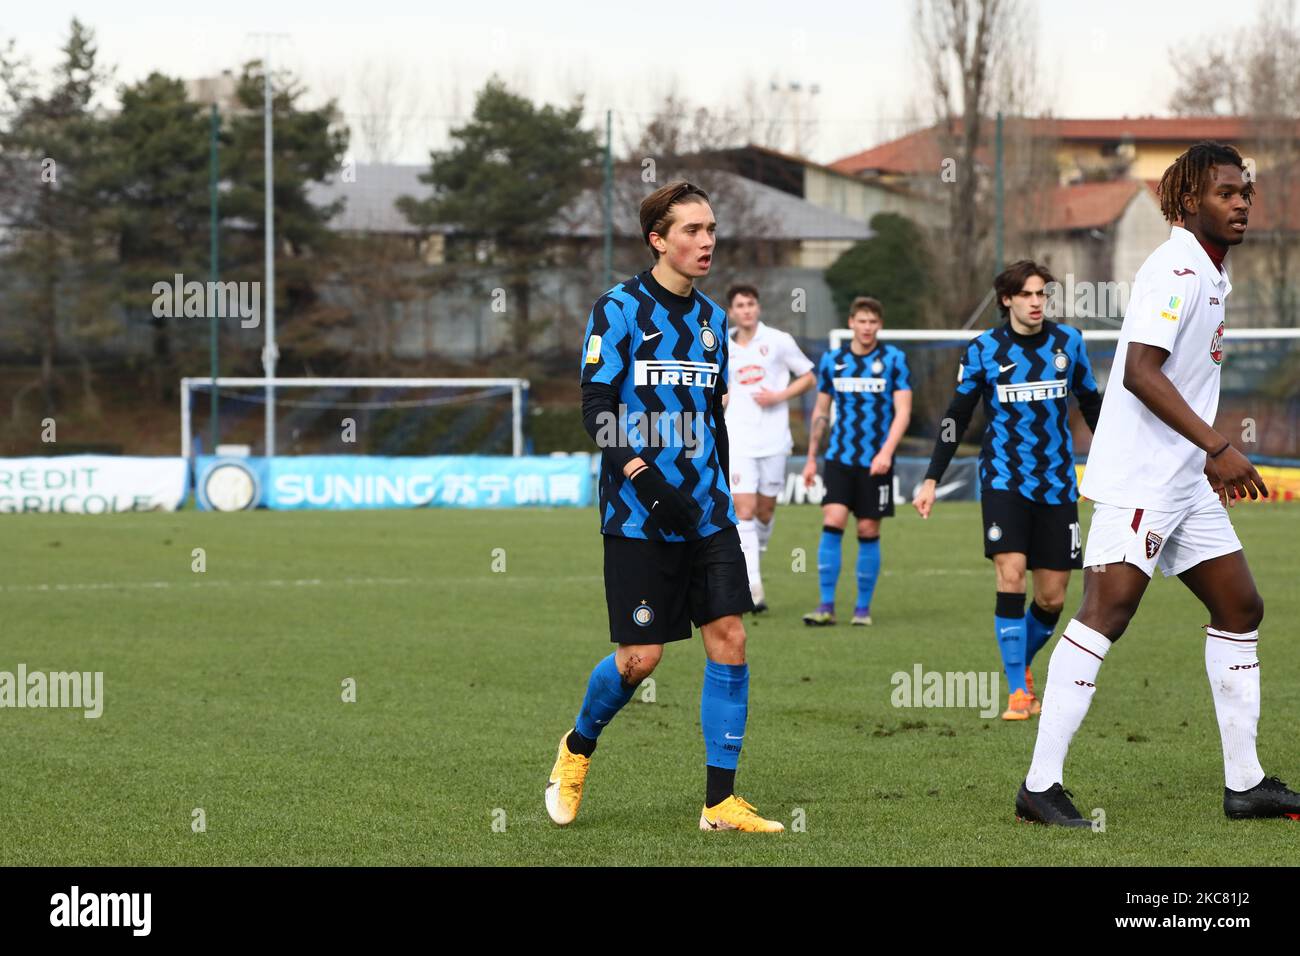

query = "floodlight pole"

[
  {"left": 263, "top": 52, "right": 278, "bottom": 457},
  {"left": 250, "top": 33, "right": 287, "bottom": 456},
  {"left": 994, "top": 111, "right": 1005, "bottom": 277},
  {"left": 209, "top": 104, "right": 220, "bottom": 453},
  {"left": 603, "top": 109, "right": 613, "bottom": 288}
]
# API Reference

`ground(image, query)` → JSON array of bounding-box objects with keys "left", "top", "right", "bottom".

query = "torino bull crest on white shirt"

[
  {"left": 1081, "top": 226, "right": 1232, "bottom": 510},
  {"left": 724, "top": 322, "right": 815, "bottom": 459}
]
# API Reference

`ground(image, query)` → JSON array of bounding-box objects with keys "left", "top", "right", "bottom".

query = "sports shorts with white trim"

[
  {"left": 1082, "top": 483, "right": 1242, "bottom": 578},
  {"left": 731, "top": 453, "right": 787, "bottom": 498}
]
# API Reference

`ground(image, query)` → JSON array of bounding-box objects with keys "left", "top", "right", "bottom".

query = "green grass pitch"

[{"left": 3, "top": 501, "right": 1298, "bottom": 866}]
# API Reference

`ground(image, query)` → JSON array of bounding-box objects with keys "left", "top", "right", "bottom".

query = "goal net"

[
  {"left": 826, "top": 328, "right": 1300, "bottom": 464},
  {"left": 179, "top": 377, "right": 530, "bottom": 459}
]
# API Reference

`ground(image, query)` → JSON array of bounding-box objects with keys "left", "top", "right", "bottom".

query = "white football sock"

[
  {"left": 737, "top": 518, "right": 761, "bottom": 590},
  {"left": 1205, "top": 627, "right": 1265, "bottom": 792},
  {"left": 756, "top": 515, "right": 774, "bottom": 552},
  {"left": 1025, "top": 619, "right": 1110, "bottom": 792}
]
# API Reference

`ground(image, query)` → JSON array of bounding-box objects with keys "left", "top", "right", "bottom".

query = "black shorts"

[
  {"left": 602, "top": 525, "right": 753, "bottom": 644},
  {"left": 822, "top": 460, "right": 895, "bottom": 519},
  {"left": 980, "top": 489, "right": 1082, "bottom": 570}
]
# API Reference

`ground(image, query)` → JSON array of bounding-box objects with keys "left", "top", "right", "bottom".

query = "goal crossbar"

[
  {"left": 830, "top": 328, "right": 1300, "bottom": 344},
  {"left": 180, "top": 376, "right": 530, "bottom": 459}
]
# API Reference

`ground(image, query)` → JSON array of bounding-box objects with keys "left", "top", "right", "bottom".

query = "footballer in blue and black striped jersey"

[
  {"left": 948, "top": 320, "right": 1099, "bottom": 506},
  {"left": 580, "top": 270, "right": 736, "bottom": 542},
  {"left": 801, "top": 298, "right": 913, "bottom": 629},
  {"left": 547, "top": 181, "right": 785, "bottom": 836},
  {"left": 917, "top": 260, "right": 1102, "bottom": 720},
  {"left": 816, "top": 342, "right": 913, "bottom": 469}
]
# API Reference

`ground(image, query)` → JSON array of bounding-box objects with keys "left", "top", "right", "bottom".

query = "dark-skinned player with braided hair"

[{"left": 1014, "top": 141, "right": 1300, "bottom": 827}]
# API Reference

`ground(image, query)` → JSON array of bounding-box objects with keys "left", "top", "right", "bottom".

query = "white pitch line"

[
  {"left": 0, "top": 568, "right": 992, "bottom": 595},
  {"left": 0, "top": 577, "right": 414, "bottom": 594}
]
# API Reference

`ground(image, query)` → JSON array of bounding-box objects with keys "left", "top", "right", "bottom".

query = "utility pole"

[
  {"left": 603, "top": 109, "right": 613, "bottom": 288},
  {"left": 251, "top": 32, "right": 287, "bottom": 456},
  {"left": 995, "top": 111, "right": 1005, "bottom": 277},
  {"left": 209, "top": 103, "right": 220, "bottom": 453}
]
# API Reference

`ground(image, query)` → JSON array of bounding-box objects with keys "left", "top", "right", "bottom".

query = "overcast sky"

[{"left": 6, "top": 1, "right": 1260, "bottom": 165}]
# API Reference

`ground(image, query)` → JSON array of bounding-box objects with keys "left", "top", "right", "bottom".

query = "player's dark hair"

[
  {"left": 849, "top": 296, "right": 883, "bottom": 320},
  {"left": 726, "top": 283, "right": 759, "bottom": 305},
  {"left": 1157, "top": 141, "right": 1255, "bottom": 224},
  {"left": 994, "top": 260, "right": 1057, "bottom": 317},
  {"left": 640, "top": 181, "right": 711, "bottom": 260}
]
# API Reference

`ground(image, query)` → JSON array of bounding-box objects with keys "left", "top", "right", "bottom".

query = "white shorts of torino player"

[
  {"left": 725, "top": 321, "right": 815, "bottom": 600},
  {"left": 731, "top": 454, "right": 786, "bottom": 502}
]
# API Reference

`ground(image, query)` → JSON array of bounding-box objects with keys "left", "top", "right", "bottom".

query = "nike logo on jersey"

[
  {"left": 998, "top": 362, "right": 1017, "bottom": 372},
  {"left": 642, "top": 330, "right": 662, "bottom": 340},
  {"left": 835, "top": 363, "right": 848, "bottom": 371}
]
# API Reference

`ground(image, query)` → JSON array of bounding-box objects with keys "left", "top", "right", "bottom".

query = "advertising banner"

[
  {"left": 0, "top": 456, "right": 187, "bottom": 514},
  {"left": 194, "top": 455, "right": 595, "bottom": 511},
  {"left": 778, "top": 455, "right": 982, "bottom": 506}
]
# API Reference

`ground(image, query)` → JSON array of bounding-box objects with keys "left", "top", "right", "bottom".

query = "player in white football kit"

[
  {"left": 1016, "top": 142, "right": 1300, "bottom": 826},
  {"left": 723, "top": 284, "right": 816, "bottom": 611}
]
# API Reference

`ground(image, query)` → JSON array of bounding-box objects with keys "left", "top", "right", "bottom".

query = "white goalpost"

[
  {"left": 179, "top": 377, "right": 531, "bottom": 459},
  {"left": 829, "top": 328, "right": 1300, "bottom": 346},
  {"left": 821, "top": 325, "right": 1300, "bottom": 442},
  {"left": 826, "top": 325, "right": 1300, "bottom": 397}
]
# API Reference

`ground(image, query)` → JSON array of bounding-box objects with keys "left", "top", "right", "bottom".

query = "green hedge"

[{"left": 528, "top": 404, "right": 591, "bottom": 454}]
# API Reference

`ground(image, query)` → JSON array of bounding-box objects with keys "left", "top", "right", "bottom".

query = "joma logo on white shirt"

[
  {"left": 996, "top": 379, "right": 1068, "bottom": 403},
  {"left": 832, "top": 377, "right": 887, "bottom": 393},
  {"left": 634, "top": 360, "right": 719, "bottom": 387}
]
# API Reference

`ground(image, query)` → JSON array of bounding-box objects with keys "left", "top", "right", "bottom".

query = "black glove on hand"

[{"left": 630, "top": 464, "right": 699, "bottom": 536}]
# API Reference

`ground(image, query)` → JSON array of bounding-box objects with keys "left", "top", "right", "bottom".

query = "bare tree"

[
  {"left": 912, "top": 0, "right": 1046, "bottom": 323},
  {"left": 733, "top": 77, "right": 822, "bottom": 157},
  {"left": 352, "top": 58, "right": 423, "bottom": 164},
  {"left": 1169, "top": 43, "right": 1242, "bottom": 116},
  {"left": 620, "top": 90, "right": 782, "bottom": 283},
  {"left": 1169, "top": 1, "right": 1300, "bottom": 327}
]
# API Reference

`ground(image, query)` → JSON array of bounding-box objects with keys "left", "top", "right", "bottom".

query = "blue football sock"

[
  {"left": 817, "top": 526, "right": 843, "bottom": 606},
  {"left": 995, "top": 591, "right": 1028, "bottom": 694},
  {"left": 574, "top": 653, "right": 637, "bottom": 740},
  {"left": 855, "top": 535, "right": 881, "bottom": 611},
  {"left": 1024, "top": 600, "right": 1061, "bottom": 665},
  {"left": 701, "top": 660, "right": 749, "bottom": 771}
]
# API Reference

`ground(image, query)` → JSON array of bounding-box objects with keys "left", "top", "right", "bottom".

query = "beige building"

[
  {"left": 1021, "top": 180, "right": 1168, "bottom": 326},
  {"left": 829, "top": 116, "right": 1300, "bottom": 327},
  {"left": 831, "top": 116, "right": 1282, "bottom": 186},
  {"left": 707, "top": 144, "right": 941, "bottom": 233}
]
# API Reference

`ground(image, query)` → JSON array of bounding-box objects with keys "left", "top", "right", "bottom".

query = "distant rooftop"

[
  {"left": 1035, "top": 180, "right": 1146, "bottom": 232},
  {"left": 309, "top": 163, "right": 874, "bottom": 243},
  {"left": 829, "top": 116, "right": 1287, "bottom": 178},
  {"left": 306, "top": 163, "right": 436, "bottom": 235}
]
